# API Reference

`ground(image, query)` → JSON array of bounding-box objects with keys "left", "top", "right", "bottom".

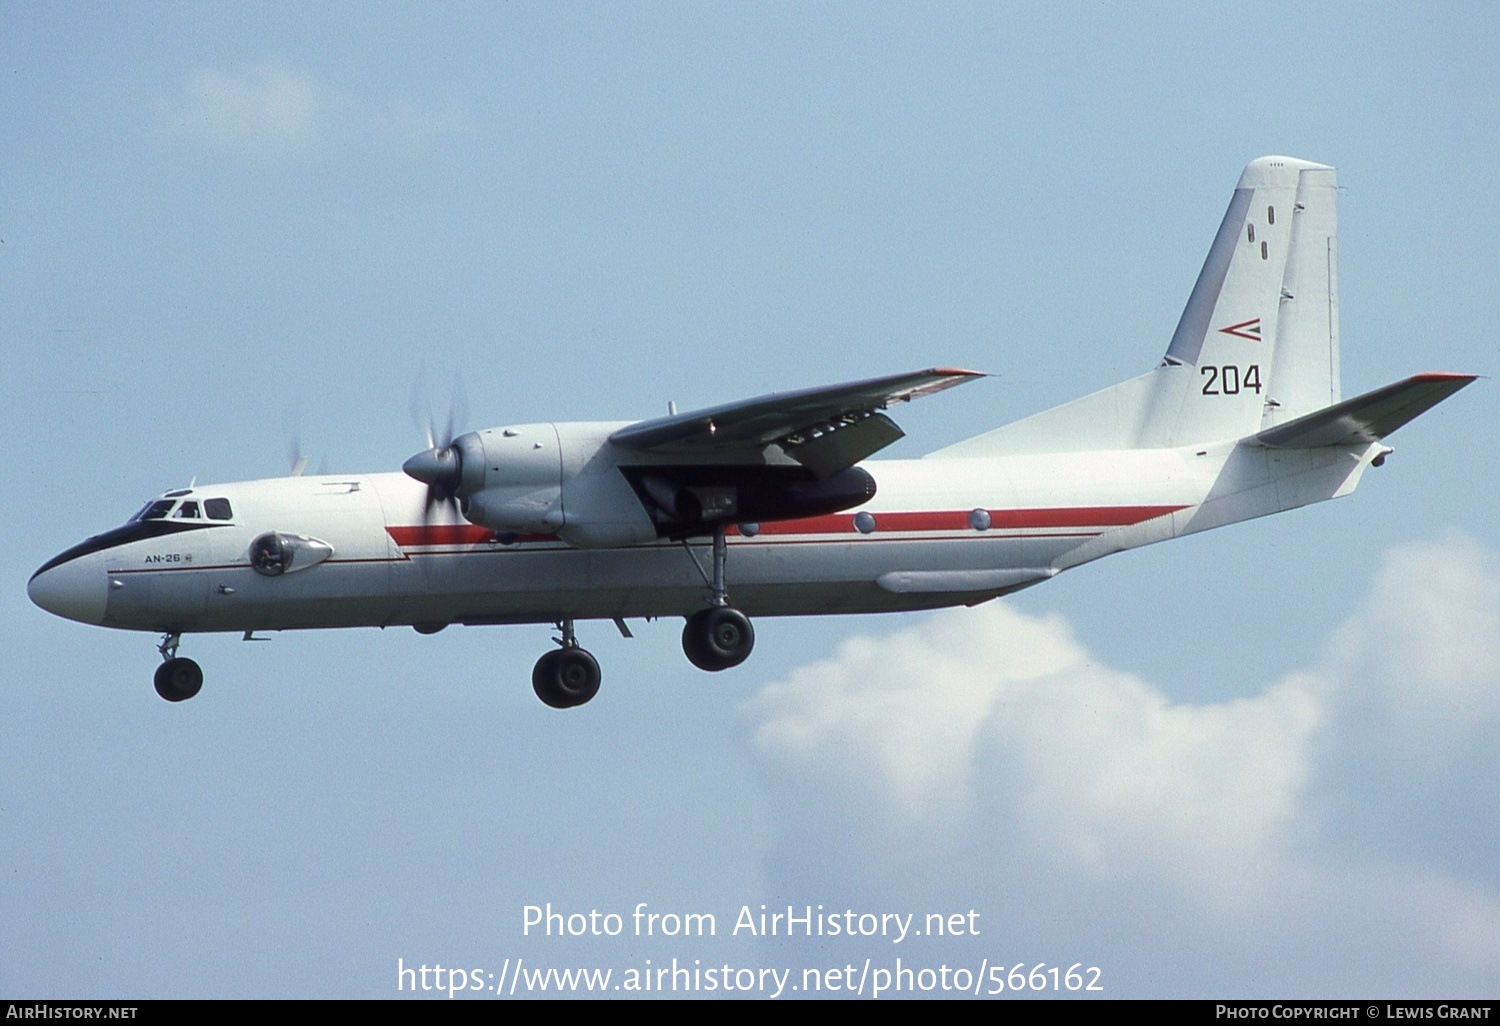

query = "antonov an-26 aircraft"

[{"left": 30, "top": 156, "right": 1474, "bottom": 708}]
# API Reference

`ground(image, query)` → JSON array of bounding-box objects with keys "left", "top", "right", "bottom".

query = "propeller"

[
  {"left": 284, "top": 407, "right": 330, "bottom": 477},
  {"left": 404, "top": 370, "right": 473, "bottom": 525}
]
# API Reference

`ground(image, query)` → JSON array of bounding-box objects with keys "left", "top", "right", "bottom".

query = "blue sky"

[{"left": 3, "top": 2, "right": 1497, "bottom": 998}]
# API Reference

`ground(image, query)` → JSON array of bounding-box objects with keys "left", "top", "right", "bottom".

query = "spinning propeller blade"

[{"left": 404, "top": 372, "right": 473, "bottom": 526}]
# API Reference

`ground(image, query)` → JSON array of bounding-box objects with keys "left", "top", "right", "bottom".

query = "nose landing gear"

[{"left": 153, "top": 633, "right": 203, "bottom": 702}]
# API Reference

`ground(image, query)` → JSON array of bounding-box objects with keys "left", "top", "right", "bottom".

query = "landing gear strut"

[
  {"left": 681, "top": 525, "right": 756, "bottom": 671},
  {"left": 153, "top": 632, "right": 203, "bottom": 703},
  {"left": 532, "top": 619, "right": 601, "bottom": 709}
]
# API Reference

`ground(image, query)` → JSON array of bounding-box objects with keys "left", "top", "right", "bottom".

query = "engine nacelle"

[
  {"left": 461, "top": 423, "right": 565, "bottom": 535},
  {"left": 619, "top": 464, "right": 877, "bottom": 536},
  {"left": 459, "top": 423, "right": 658, "bottom": 546},
  {"left": 456, "top": 422, "right": 878, "bottom": 548}
]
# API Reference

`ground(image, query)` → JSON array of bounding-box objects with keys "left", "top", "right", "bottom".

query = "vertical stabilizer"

[
  {"left": 931, "top": 156, "right": 1342, "bottom": 459},
  {"left": 1140, "top": 156, "right": 1334, "bottom": 445}
]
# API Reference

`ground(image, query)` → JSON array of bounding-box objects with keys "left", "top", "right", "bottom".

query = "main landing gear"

[
  {"left": 532, "top": 619, "right": 602, "bottom": 709},
  {"left": 681, "top": 525, "right": 755, "bottom": 672},
  {"left": 682, "top": 606, "right": 755, "bottom": 671},
  {"left": 528, "top": 526, "right": 754, "bottom": 709},
  {"left": 153, "top": 632, "right": 203, "bottom": 703}
]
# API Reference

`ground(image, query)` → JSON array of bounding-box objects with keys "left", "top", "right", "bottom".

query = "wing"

[{"left": 609, "top": 367, "right": 984, "bottom": 477}]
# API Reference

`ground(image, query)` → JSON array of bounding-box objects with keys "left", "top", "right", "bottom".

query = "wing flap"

[
  {"left": 1252, "top": 372, "right": 1475, "bottom": 449},
  {"left": 781, "top": 412, "right": 904, "bottom": 478}
]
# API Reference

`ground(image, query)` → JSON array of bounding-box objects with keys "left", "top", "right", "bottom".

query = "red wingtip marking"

[{"left": 1408, "top": 372, "right": 1479, "bottom": 383}]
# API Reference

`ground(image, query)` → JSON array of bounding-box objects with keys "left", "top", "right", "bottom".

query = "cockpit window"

[
  {"left": 129, "top": 496, "right": 230, "bottom": 523},
  {"left": 135, "top": 500, "right": 176, "bottom": 521}
]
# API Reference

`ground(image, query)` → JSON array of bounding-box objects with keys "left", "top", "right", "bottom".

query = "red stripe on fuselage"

[
  {"left": 385, "top": 505, "right": 1188, "bottom": 548},
  {"left": 739, "top": 505, "right": 1188, "bottom": 536},
  {"left": 386, "top": 525, "right": 554, "bottom": 547}
]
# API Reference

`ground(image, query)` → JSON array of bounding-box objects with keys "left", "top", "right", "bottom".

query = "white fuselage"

[{"left": 30, "top": 436, "right": 1375, "bottom": 637}]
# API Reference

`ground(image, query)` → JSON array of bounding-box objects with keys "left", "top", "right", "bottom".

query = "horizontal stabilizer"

[{"left": 1252, "top": 372, "right": 1476, "bottom": 448}]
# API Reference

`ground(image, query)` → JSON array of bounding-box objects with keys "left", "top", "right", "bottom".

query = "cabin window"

[
  {"left": 204, "top": 498, "right": 233, "bottom": 521},
  {"left": 1247, "top": 224, "right": 1255, "bottom": 243},
  {"left": 1267, "top": 206, "right": 1275, "bottom": 225}
]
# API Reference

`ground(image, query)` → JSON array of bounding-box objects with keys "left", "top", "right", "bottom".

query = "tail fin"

[
  {"left": 934, "top": 156, "right": 1341, "bottom": 457},
  {"left": 1146, "top": 156, "right": 1339, "bottom": 442}
]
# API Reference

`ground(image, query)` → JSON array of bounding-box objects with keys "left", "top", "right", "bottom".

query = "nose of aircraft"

[{"left": 28, "top": 553, "right": 108, "bottom": 625}]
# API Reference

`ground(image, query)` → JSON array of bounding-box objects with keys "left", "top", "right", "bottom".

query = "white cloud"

[
  {"left": 742, "top": 535, "right": 1500, "bottom": 995},
  {"left": 156, "top": 65, "right": 471, "bottom": 154},
  {"left": 1323, "top": 534, "right": 1500, "bottom": 765},
  {"left": 162, "top": 65, "right": 323, "bottom": 151}
]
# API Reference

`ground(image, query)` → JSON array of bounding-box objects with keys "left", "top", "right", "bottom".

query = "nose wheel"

[
  {"left": 154, "top": 658, "right": 204, "bottom": 702},
  {"left": 532, "top": 619, "right": 601, "bottom": 708},
  {"left": 153, "top": 633, "right": 203, "bottom": 702}
]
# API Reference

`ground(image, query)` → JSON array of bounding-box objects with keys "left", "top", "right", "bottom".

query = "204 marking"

[{"left": 1201, "top": 363, "right": 1262, "bottom": 396}]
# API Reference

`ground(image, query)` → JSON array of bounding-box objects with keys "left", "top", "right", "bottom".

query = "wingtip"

[{"left": 1408, "top": 371, "right": 1480, "bottom": 384}]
